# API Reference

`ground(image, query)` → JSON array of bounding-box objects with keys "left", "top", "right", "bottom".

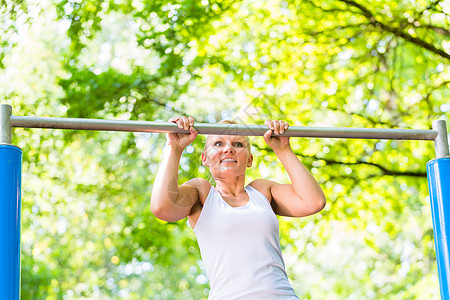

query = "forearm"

[
  {"left": 274, "top": 147, "right": 326, "bottom": 204},
  {"left": 151, "top": 144, "right": 184, "bottom": 211}
]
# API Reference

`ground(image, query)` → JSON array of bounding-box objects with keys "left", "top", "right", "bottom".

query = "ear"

[
  {"left": 201, "top": 152, "right": 209, "bottom": 167},
  {"left": 247, "top": 153, "right": 253, "bottom": 168}
]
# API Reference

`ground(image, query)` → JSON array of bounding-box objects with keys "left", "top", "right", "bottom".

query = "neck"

[{"left": 214, "top": 175, "right": 246, "bottom": 197}]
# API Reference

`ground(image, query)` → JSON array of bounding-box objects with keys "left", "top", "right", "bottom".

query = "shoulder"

[
  {"left": 181, "top": 178, "right": 211, "bottom": 204},
  {"left": 248, "top": 178, "right": 279, "bottom": 202},
  {"left": 184, "top": 178, "right": 211, "bottom": 226},
  {"left": 182, "top": 177, "right": 211, "bottom": 188}
]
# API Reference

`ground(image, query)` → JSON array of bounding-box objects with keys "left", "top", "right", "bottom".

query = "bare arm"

[
  {"left": 261, "top": 120, "right": 326, "bottom": 217},
  {"left": 270, "top": 148, "right": 326, "bottom": 217},
  {"left": 150, "top": 117, "right": 200, "bottom": 222}
]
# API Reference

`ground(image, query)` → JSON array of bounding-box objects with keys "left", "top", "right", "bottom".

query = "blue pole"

[
  {"left": 0, "top": 144, "right": 22, "bottom": 300},
  {"left": 427, "top": 158, "right": 450, "bottom": 299},
  {"left": 427, "top": 119, "right": 450, "bottom": 300}
]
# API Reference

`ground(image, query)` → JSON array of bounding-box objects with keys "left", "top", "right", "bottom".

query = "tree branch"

[
  {"left": 424, "top": 80, "right": 450, "bottom": 121},
  {"left": 423, "top": 25, "right": 450, "bottom": 37},
  {"left": 320, "top": 157, "right": 426, "bottom": 177},
  {"left": 416, "top": 0, "right": 443, "bottom": 18},
  {"left": 253, "top": 144, "right": 427, "bottom": 178},
  {"left": 302, "top": 0, "right": 355, "bottom": 14},
  {"left": 338, "top": 0, "right": 450, "bottom": 60},
  {"left": 303, "top": 23, "right": 370, "bottom": 37}
]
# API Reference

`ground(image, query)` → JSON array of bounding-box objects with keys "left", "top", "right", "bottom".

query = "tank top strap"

[
  {"left": 206, "top": 185, "right": 229, "bottom": 209},
  {"left": 204, "top": 185, "right": 216, "bottom": 205},
  {"left": 245, "top": 185, "right": 272, "bottom": 209}
]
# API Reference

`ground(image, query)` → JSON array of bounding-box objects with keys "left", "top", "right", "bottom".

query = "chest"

[
  {"left": 220, "top": 193, "right": 250, "bottom": 208},
  {"left": 200, "top": 192, "right": 279, "bottom": 237}
]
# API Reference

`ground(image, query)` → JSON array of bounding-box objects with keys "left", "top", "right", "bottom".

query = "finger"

[
  {"left": 169, "top": 117, "right": 185, "bottom": 130},
  {"left": 190, "top": 126, "right": 198, "bottom": 136},
  {"left": 169, "top": 117, "right": 180, "bottom": 124},
  {"left": 181, "top": 116, "right": 190, "bottom": 130},
  {"left": 273, "top": 120, "right": 280, "bottom": 135},
  {"left": 189, "top": 127, "right": 198, "bottom": 141},
  {"left": 188, "top": 116, "right": 195, "bottom": 127},
  {"left": 179, "top": 116, "right": 185, "bottom": 130},
  {"left": 279, "top": 121, "right": 288, "bottom": 134},
  {"left": 263, "top": 129, "right": 272, "bottom": 141},
  {"left": 265, "top": 119, "right": 274, "bottom": 131},
  {"left": 279, "top": 121, "right": 285, "bottom": 134},
  {"left": 175, "top": 116, "right": 184, "bottom": 129}
]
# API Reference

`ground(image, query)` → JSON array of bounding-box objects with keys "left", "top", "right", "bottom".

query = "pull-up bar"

[
  {"left": 0, "top": 103, "right": 449, "bottom": 299},
  {"left": 1, "top": 104, "right": 448, "bottom": 158},
  {"left": 5, "top": 115, "right": 441, "bottom": 138}
]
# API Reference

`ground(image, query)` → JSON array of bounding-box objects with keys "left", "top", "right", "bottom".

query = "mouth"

[{"left": 221, "top": 158, "right": 237, "bottom": 163}]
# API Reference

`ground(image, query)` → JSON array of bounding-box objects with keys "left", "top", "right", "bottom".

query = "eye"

[
  {"left": 214, "top": 141, "right": 223, "bottom": 146},
  {"left": 234, "top": 142, "right": 243, "bottom": 147}
]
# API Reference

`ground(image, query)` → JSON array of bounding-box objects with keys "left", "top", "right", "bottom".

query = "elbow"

[
  {"left": 303, "top": 196, "right": 326, "bottom": 217},
  {"left": 314, "top": 190, "right": 327, "bottom": 212},
  {"left": 312, "top": 187, "right": 327, "bottom": 213},
  {"left": 303, "top": 196, "right": 326, "bottom": 216},
  {"left": 150, "top": 198, "right": 182, "bottom": 222},
  {"left": 150, "top": 201, "right": 163, "bottom": 219},
  {"left": 287, "top": 195, "right": 327, "bottom": 218},
  {"left": 317, "top": 196, "right": 326, "bottom": 212},
  {"left": 151, "top": 204, "right": 173, "bottom": 222},
  {"left": 150, "top": 198, "right": 169, "bottom": 221}
]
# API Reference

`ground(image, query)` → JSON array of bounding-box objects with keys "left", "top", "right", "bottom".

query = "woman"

[{"left": 151, "top": 116, "right": 326, "bottom": 299}]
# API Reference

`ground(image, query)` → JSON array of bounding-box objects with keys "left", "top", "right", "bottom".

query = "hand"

[
  {"left": 263, "top": 119, "right": 290, "bottom": 151},
  {"left": 167, "top": 116, "right": 198, "bottom": 150}
]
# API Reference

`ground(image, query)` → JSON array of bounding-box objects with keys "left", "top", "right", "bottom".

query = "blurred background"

[{"left": 1, "top": 0, "right": 449, "bottom": 298}]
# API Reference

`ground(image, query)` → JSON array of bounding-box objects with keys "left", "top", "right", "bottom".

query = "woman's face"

[{"left": 202, "top": 135, "right": 253, "bottom": 179}]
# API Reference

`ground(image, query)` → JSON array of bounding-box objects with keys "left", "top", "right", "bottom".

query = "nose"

[{"left": 223, "top": 144, "right": 235, "bottom": 153}]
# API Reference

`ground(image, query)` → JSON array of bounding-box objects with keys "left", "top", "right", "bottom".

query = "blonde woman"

[{"left": 151, "top": 116, "right": 326, "bottom": 299}]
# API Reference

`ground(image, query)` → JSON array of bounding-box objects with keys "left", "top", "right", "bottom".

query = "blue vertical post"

[
  {"left": 0, "top": 104, "right": 22, "bottom": 300},
  {"left": 0, "top": 145, "right": 22, "bottom": 299},
  {"left": 427, "top": 119, "right": 450, "bottom": 300}
]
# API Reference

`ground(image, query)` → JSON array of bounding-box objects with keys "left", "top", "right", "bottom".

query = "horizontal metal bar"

[{"left": 10, "top": 116, "right": 438, "bottom": 141}]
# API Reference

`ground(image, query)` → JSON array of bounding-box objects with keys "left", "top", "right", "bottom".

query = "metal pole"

[
  {"left": 427, "top": 119, "right": 450, "bottom": 300},
  {"left": 10, "top": 115, "right": 438, "bottom": 141},
  {"left": 0, "top": 104, "right": 12, "bottom": 144},
  {"left": 0, "top": 104, "right": 22, "bottom": 300},
  {"left": 433, "top": 120, "right": 450, "bottom": 159}
]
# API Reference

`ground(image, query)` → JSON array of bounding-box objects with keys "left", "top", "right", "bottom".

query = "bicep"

[
  {"left": 152, "top": 179, "right": 202, "bottom": 222},
  {"left": 177, "top": 183, "right": 200, "bottom": 206},
  {"left": 270, "top": 183, "right": 323, "bottom": 217}
]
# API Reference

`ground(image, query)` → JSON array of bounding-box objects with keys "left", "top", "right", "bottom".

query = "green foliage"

[{"left": 1, "top": 0, "right": 449, "bottom": 298}]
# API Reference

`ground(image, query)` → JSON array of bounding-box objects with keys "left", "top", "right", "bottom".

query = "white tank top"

[{"left": 193, "top": 185, "right": 300, "bottom": 300}]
